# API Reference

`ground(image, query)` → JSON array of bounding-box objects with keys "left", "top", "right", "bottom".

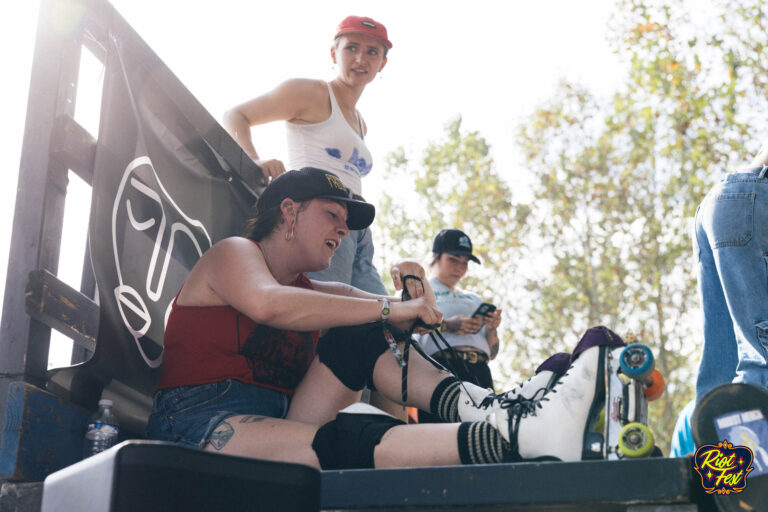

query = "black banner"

[{"left": 72, "top": 30, "right": 258, "bottom": 401}]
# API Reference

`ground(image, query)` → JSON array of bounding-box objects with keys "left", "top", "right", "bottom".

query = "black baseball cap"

[
  {"left": 257, "top": 167, "right": 375, "bottom": 230},
  {"left": 432, "top": 229, "right": 481, "bottom": 264}
]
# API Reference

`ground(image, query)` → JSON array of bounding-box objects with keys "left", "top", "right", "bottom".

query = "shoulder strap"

[{"left": 356, "top": 111, "right": 364, "bottom": 141}]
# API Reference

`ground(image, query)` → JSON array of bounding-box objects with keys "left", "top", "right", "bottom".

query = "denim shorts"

[{"left": 145, "top": 380, "right": 290, "bottom": 449}]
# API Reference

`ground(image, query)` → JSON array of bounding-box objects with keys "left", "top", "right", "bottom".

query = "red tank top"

[{"left": 157, "top": 245, "right": 319, "bottom": 397}]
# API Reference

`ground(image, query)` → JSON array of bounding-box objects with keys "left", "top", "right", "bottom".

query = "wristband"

[{"left": 378, "top": 298, "right": 391, "bottom": 321}]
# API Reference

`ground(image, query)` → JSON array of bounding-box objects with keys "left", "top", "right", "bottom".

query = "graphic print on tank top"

[
  {"left": 324, "top": 146, "right": 372, "bottom": 176},
  {"left": 236, "top": 318, "right": 316, "bottom": 391}
]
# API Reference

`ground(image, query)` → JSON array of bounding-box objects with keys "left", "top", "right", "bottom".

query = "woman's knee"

[
  {"left": 311, "top": 407, "right": 405, "bottom": 469},
  {"left": 317, "top": 323, "right": 394, "bottom": 390}
]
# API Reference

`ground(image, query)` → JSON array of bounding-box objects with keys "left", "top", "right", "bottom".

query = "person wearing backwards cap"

[
  {"left": 224, "top": 15, "right": 391, "bottom": 297},
  {"left": 417, "top": 229, "right": 503, "bottom": 423},
  {"left": 146, "top": 167, "right": 627, "bottom": 470}
]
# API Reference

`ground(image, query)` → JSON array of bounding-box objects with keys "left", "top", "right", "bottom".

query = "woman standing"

[
  {"left": 223, "top": 15, "right": 390, "bottom": 296},
  {"left": 418, "top": 229, "right": 502, "bottom": 422}
]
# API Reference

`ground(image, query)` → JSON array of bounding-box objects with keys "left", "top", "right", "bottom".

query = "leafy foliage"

[
  {"left": 376, "top": 117, "right": 529, "bottom": 296},
  {"left": 375, "top": 117, "right": 532, "bottom": 377},
  {"left": 377, "top": 0, "right": 768, "bottom": 453}
]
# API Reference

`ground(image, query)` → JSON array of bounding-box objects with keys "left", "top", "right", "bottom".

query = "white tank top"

[{"left": 285, "top": 83, "right": 373, "bottom": 197}]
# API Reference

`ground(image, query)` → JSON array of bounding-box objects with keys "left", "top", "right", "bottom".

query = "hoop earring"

[{"left": 285, "top": 225, "right": 295, "bottom": 242}]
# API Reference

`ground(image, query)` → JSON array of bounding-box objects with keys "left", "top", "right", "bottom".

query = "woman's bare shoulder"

[
  {"left": 178, "top": 237, "right": 264, "bottom": 306},
  {"left": 269, "top": 79, "right": 329, "bottom": 123},
  {"left": 274, "top": 78, "right": 327, "bottom": 98},
  {"left": 205, "top": 236, "right": 261, "bottom": 260}
]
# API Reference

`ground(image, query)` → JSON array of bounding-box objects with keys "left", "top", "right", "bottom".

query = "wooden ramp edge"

[{"left": 321, "top": 457, "right": 716, "bottom": 511}]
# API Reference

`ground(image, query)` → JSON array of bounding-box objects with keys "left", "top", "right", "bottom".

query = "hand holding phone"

[
  {"left": 469, "top": 302, "right": 496, "bottom": 334},
  {"left": 472, "top": 302, "right": 497, "bottom": 318}
]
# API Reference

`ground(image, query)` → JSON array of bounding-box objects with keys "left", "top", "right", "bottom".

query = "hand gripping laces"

[{"left": 390, "top": 275, "right": 482, "bottom": 405}]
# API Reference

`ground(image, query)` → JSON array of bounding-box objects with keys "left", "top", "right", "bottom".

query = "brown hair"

[{"left": 244, "top": 199, "right": 310, "bottom": 241}]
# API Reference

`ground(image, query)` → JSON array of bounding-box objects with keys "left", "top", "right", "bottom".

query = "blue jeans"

[
  {"left": 146, "top": 380, "right": 290, "bottom": 448},
  {"left": 306, "top": 227, "right": 387, "bottom": 295},
  {"left": 694, "top": 167, "right": 768, "bottom": 398}
]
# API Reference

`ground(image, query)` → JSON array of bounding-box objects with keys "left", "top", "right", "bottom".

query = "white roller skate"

[
  {"left": 510, "top": 343, "right": 608, "bottom": 461},
  {"left": 458, "top": 344, "right": 608, "bottom": 461},
  {"left": 461, "top": 326, "right": 632, "bottom": 461}
]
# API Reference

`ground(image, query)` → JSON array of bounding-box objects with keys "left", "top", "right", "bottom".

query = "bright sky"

[{"left": 1, "top": 0, "right": 624, "bottom": 367}]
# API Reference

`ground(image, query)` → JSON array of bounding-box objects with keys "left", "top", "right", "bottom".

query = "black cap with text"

[{"left": 257, "top": 167, "right": 375, "bottom": 230}]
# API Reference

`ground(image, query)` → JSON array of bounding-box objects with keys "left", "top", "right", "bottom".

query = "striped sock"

[
  {"left": 430, "top": 377, "right": 461, "bottom": 423},
  {"left": 457, "top": 422, "right": 509, "bottom": 465}
]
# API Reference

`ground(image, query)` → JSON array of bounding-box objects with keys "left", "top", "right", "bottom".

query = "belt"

[{"left": 435, "top": 349, "right": 488, "bottom": 364}]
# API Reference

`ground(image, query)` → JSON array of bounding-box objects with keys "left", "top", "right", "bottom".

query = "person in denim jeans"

[
  {"left": 694, "top": 142, "right": 768, "bottom": 398},
  {"left": 146, "top": 168, "right": 622, "bottom": 469}
]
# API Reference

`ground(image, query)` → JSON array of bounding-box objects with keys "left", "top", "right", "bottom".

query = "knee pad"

[
  {"left": 318, "top": 322, "right": 408, "bottom": 390},
  {"left": 311, "top": 404, "right": 405, "bottom": 469}
]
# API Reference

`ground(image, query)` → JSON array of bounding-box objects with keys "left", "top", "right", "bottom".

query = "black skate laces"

[
  {"left": 486, "top": 364, "right": 575, "bottom": 460},
  {"left": 503, "top": 394, "right": 541, "bottom": 462},
  {"left": 480, "top": 358, "right": 573, "bottom": 412},
  {"left": 390, "top": 275, "right": 481, "bottom": 405},
  {"left": 494, "top": 375, "right": 567, "bottom": 461}
]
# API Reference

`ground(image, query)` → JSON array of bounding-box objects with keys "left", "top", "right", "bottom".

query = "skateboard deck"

[{"left": 692, "top": 383, "right": 768, "bottom": 512}]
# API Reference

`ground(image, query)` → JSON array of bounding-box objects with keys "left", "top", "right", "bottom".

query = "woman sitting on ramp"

[{"left": 146, "top": 167, "right": 624, "bottom": 469}]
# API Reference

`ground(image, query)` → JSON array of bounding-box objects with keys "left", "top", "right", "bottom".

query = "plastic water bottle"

[{"left": 83, "top": 399, "right": 120, "bottom": 458}]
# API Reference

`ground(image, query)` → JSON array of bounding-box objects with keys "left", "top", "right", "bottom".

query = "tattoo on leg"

[
  {"left": 208, "top": 420, "right": 234, "bottom": 451},
  {"left": 238, "top": 415, "right": 268, "bottom": 424}
]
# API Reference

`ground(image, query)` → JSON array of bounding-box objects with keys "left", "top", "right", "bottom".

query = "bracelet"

[{"left": 378, "top": 297, "right": 391, "bottom": 321}]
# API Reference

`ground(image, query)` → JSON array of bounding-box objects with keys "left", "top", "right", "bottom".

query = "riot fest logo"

[{"left": 693, "top": 440, "right": 754, "bottom": 494}]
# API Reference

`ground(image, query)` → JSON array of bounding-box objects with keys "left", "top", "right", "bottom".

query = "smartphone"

[{"left": 472, "top": 302, "right": 497, "bottom": 318}]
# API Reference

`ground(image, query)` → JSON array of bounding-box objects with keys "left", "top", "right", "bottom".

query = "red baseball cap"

[{"left": 335, "top": 15, "right": 392, "bottom": 50}]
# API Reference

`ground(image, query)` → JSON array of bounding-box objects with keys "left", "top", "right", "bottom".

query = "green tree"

[
  {"left": 377, "top": 0, "right": 767, "bottom": 454},
  {"left": 517, "top": 0, "right": 768, "bottom": 450}
]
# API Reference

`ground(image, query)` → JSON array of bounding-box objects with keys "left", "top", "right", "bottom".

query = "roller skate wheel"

[
  {"left": 619, "top": 344, "right": 654, "bottom": 380},
  {"left": 618, "top": 423, "right": 655, "bottom": 457},
  {"left": 644, "top": 369, "right": 665, "bottom": 401}
]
